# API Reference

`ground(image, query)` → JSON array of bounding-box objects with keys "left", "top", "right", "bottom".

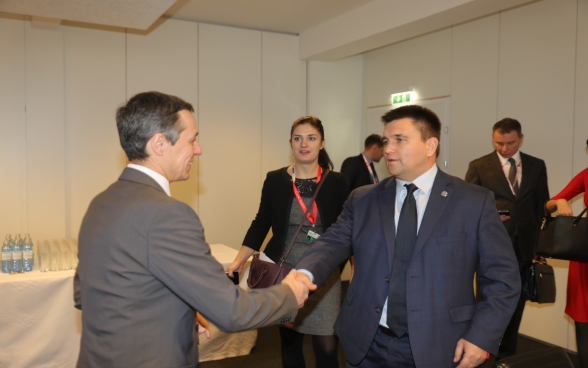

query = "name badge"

[{"left": 305, "top": 230, "right": 320, "bottom": 243}]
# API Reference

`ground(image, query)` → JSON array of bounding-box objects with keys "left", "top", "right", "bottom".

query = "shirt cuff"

[{"left": 296, "top": 269, "right": 314, "bottom": 283}]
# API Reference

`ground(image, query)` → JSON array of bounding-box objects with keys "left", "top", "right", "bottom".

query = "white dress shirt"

[
  {"left": 380, "top": 164, "right": 438, "bottom": 327},
  {"left": 127, "top": 164, "right": 171, "bottom": 197},
  {"left": 496, "top": 150, "right": 522, "bottom": 195}
]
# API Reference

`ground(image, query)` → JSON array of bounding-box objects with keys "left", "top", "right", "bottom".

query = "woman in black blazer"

[{"left": 227, "top": 116, "right": 349, "bottom": 368}]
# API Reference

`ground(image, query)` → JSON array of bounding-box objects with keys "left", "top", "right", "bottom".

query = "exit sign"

[{"left": 391, "top": 91, "right": 416, "bottom": 105}]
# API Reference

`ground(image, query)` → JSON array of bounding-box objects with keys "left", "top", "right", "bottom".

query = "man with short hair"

[
  {"left": 74, "top": 91, "right": 310, "bottom": 367},
  {"left": 465, "top": 118, "right": 549, "bottom": 359},
  {"left": 341, "top": 134, "right": 384, "bottom": 191},
  {"left": 296, "top": 105, "right": 520, "bottom": 367}
]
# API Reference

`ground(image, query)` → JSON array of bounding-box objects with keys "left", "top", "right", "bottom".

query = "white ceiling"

[
  {"left": 0, "top": 0, "right": 538, "bottom": 60},
  {"left": 164, "top": 0, "right": 376, "bottom": 35}
]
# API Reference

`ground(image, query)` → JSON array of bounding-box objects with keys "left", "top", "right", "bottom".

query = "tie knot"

[
  {"left": 404, "top": 183, "right": 418, "bottom": 197},
  {"left": 508, "top": 157, "right": 516, "bottom": 166}
]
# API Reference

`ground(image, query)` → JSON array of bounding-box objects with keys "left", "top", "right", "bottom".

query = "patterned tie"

[
  {"left": 370, "top": 162, "right": 379, "bottom": 184},
  {"left": 508, "top": 158, "right": 519, "bottom": 195},
  {"left": 387, "top": 183, "right": 418, "bottom": 337}
]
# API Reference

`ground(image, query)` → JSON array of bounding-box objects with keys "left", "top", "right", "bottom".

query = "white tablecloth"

[
  {"left": 0, "top": 244, "right": 255, "bottom": 367},
  {"left": 0, "top": 269, "right": 81, "bottom": 368},
  {"left": 200, "top": 244, "right": 256, "bottom": 362}
]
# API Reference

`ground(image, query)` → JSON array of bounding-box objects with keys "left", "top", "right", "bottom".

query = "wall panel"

[
  {"left": 198, "top": 24, "right": 262, "bottom": 248},
  {"left": 64, "top": 25, "right": 126, "bottom": 238},
  {"left": 307, "top": 56, "right": 363, "bottom": 171},
  {"left": 364, "top": 29, "right": 452, "bottom": 108},
  {"left": 0, "top": 15, "right": 26, "bottom": 237},
  {"left": 450, "top": 15, "right": 499, "bottom": 178},
  {"left": 127, "top": 19, "right": 200, "bottom": 209},
  {"left": 24, "top": 22, "right": 66, "bottom": 239},
  {"left": 261, "top": 32, "right": 307, "bottom": 178}
]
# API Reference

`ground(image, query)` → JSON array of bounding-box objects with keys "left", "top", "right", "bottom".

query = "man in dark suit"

[
  {"left": 295, "top": 105, "right": 520, "bottom": 367},
  {"left": 341, "top": 134, "right": 384, "bottom": 191},
  {"left": 465, "top": 118, "right": 549, "bottom": 359},
  {"left": 74, "top": 91, "right": 311, "bottom": 367}
]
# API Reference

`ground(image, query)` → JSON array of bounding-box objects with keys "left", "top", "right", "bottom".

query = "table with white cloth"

[{"left": 0, "top": 243, "right": 254, "bottom": 367}]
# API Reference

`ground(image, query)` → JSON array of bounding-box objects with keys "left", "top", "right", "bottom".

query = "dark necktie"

[
  {"left": 370, "top": 162, "right": 379, "bottom": 184},
  {"left": 387, "top": 183, "right": 418, "bottom": 337},
  {"left": 508, "top": 158, "right": 519, "bottom": 195}
]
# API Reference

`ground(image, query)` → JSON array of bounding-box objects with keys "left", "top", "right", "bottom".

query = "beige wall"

[
  {"left": 0, "top": 17, "right": 316, "bottom": 252},
  {"left": 362, "top": 0, "right": 587, "bottom": 351}
]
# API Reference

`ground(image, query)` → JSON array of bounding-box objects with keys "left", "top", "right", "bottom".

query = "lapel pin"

[{"left": 441, "top": 191, "right": 448, "bottom": 197}]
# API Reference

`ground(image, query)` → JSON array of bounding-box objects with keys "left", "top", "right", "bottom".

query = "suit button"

[
  {"left": 375, "top": 307, "right": 381, "bottom": 313},
  {"left": 384, "top": 277, "right": 389, "bottom": 282}
]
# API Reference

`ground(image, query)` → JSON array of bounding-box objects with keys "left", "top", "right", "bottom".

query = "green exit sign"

[{"left": 391, "top": 91, "right": 416, "bottom": 105}]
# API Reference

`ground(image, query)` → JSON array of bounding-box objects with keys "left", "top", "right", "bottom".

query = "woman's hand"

[
  {"left": 225, "top": 245, "right": 256, "bottom": 278},
  {"left": 546, "top": 199, "right": 573, "bottom": 216}
]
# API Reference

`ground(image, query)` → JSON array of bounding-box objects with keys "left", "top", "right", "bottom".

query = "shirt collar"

[
  {"left": 496, "top": 150, "right": 521, "bottom": 165},
  {"left": 127, "top": 164, "right": 171, "bottom": 196},
  {"left": 395, "top": 164, "right": 438, "bottom": 195},
  {"left": 362, "top": 153, "right": 372, "bottom": 164}
]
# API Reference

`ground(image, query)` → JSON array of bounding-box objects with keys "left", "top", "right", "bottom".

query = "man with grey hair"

[{"left": 74, "top": 91, "right": 311, "bottom": 367}]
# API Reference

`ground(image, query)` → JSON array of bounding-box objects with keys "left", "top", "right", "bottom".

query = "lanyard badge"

[{"left": 292, "top": 166, "right": 322, "bottom": 243}]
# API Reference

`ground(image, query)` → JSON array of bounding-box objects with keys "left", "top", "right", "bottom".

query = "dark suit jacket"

[
  {"left": 74, "top": 168, "right": 298, "bottom": 367},
  {"left": 242, "top": 167, "right": 349, "bottom": 263},
  {"left": 296, "top": 168, "right": 520, "bottom": 367},
  {"left": 465, "top": 151, "right": 549, "bottom": 261},
  {"left": 341, "top": 154, "right": 375, "bottom": 191}
]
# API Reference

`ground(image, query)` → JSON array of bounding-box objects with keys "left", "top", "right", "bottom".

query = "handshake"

[{"left": 281, "top": 270, "right": 317, "bottom": 308}]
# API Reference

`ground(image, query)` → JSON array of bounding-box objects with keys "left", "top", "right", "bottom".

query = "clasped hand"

[{"left": 281, "top": 270, "right": 317, "bottom": 308}]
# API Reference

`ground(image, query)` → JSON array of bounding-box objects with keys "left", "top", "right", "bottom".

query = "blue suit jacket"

[{"left": 296, "top": 168, "right": 520, "bottom": 367}]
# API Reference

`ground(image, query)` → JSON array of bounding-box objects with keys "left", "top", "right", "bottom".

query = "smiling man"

[
  {"left": 295, "top": 105, "right": 520, "bottom": 367},
  {"left": 73, "top": 91, "right": 309, "bottom": 368},
  {"left": 465, "top": 118, "right": 550, "bottom": 359}
]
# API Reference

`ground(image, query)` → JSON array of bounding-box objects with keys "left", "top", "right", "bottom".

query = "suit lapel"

[
  {"left": 517, "top": 152, "right": 535, "bottom": 198},
  {"left": 411, "top": 170, "right": 452, "bottom": 262},
  {"left": 487, "top": 153, "right": 515, "bottom": 199},
  {"left": 378, "top": 178, "right": 397, "bottom": 271}
]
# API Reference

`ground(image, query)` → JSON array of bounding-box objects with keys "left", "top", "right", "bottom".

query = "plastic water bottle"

[
  {"left": 26, "top": 234, "right": 35, "bottom": 269},
  {"left": 1, "top": 236, "right": 12, "bottom": 273},
  {"left": 12, "top": 235, "right": 23, "bottom": 273},
  {"left": 22, "top": 235, "right": 34, "bottom": 272}
]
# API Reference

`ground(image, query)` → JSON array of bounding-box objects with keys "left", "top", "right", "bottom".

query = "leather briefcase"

[{"left": 494, "top": 347, "right": 573, "bottom": 368}]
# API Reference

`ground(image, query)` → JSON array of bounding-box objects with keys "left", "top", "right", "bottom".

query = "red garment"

[{"left": 552, "top": 167, "right": 588, "bottom": 322}]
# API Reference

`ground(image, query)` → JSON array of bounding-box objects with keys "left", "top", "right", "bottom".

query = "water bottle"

[
  {"left": 12, "top": 235, "right": 23, "bottom": 273},
  {"left": 27, "top": 234, "right": 35, "bottom": 268},
  {"left": 22, "top": 235, "right": 34, "bottom": 272},
  {"left": 1, "top": 236, "right": 12, "bottom": 273}
]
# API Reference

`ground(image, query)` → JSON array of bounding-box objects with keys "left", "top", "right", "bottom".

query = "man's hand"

[
  {"left": 499, "top": 215, "right": 511, "bottom": 222},
  {"left": 282, "top": 270, "right": 311, "bottom": 307},
  {"left": 295, "top": 271, "right": 318, "bottom": 292},
  {"left": 453, "top": 338, "right": 488, "bottom": 368},
  {"left": 196, "top": 312, "right": 210, "bottom": 339}
]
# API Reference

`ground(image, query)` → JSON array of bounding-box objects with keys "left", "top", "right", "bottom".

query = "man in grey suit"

[
  {"left": 74, "top": 91, "right": 311, "bottom": 368},
  {"left": 465, "top": 118, "right": 549, "bottom": 359},
  {"left": 296, "top": 105, "right": 520, "bottom": 367}
]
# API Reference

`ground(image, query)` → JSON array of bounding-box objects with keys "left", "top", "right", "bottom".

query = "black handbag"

[
  {"left": 534, "top": 207, "right": 588, "bottom": 262},
  {"left": 522, "top": 261, "right": 556, "bottom": 304}
]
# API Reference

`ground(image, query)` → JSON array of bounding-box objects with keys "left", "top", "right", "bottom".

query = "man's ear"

[
  {"left": 148, "top": 133, "right": 168, "bottom": 157},
  {"left": 426, "top": 137, "right": 439, "bottom": 157}
]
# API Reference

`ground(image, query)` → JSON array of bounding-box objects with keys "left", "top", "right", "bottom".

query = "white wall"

[
  {"left": 362, "top": 0, "right": 587, "bottom": 351},
  {"left": 0, "top": 17, "right": 312, "bottom": 252}
]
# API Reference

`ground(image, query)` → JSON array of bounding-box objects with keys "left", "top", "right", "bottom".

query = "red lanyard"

[{"left": 292, "top": 166, "right": 322, "bottom": 226}]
